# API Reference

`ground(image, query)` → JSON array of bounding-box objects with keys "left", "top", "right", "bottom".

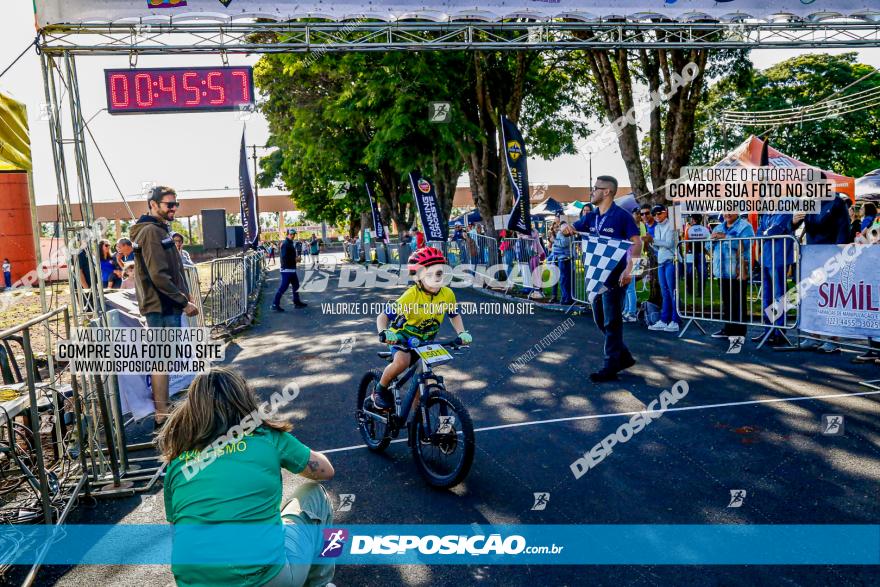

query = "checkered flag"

[{"left": 581, "top": 235, "right": 632, "bottom": 303}]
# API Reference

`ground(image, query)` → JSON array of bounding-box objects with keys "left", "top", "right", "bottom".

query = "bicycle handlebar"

[{"left": 379, "top": 332, "right": 468, "bottom": 350}]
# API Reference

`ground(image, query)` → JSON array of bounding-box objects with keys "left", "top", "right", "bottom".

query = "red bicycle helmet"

[{"left": 407, "top": 246, "right": 446, "bottom": 274}]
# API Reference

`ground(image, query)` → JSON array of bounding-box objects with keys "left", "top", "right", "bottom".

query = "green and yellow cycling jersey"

[{"left": 384, "top": 285, "right": 459, "bottom": 342}]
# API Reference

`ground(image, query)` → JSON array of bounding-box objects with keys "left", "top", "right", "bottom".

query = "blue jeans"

[
  {"left": 3, "top": 272, "right": 10, "bottom": 288},
  {"left": 503, "top": 250, "right": 515, "bottom": 282},
  {"left": 762, "top": 264, "right": 787, "bottom": 329},
  {"left": 261, "top": 483, "right": 335, "bottom": 587},
  {"left": 273, "top": 270, "right": 302, "bottom": 306},
  {"left": 624, "top": 278, "right": 637, "bottom": 316},
  {"left": 591, "top": 284, "right": 631, "bottom": 370},
  {"left": 144, "top": 312, "right": 182, "bottom": 328},
  {"left": 556, "top": 258, "right": 572, "bottom": 303},
  {"left": 658, "top": 260, "right": 679, "bottom": 324}
]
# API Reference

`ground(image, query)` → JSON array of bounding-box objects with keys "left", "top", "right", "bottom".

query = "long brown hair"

[{"left": 157, "top": 367, "right": 291, "bottom": 462}]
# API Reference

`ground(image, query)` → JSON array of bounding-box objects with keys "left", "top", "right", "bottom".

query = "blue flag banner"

[
  {"left": 239, "top": 129, "right": 259, "bottom": 247},
  {"left": 365, "top": 183, "right": 387, "bottom": 243},
  {"left": 2, "top": 524, "right": 879, "bottom": 565},
  {"left": 409, "top": 171, "right": 447, "bottom": 242},
  {"left": 501, "top": 115, "right": 532, "bottom": 235}
]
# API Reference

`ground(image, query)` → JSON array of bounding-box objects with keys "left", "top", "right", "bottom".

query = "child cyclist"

[{"left": 372, "top": 247, "right": 472, "bottom": 410}]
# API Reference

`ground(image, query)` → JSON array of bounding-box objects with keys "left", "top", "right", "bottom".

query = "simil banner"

[
  {"left": 409, "top": 171, "right": 447, "bottom": 242},
  {"left": 365, "top": 183, "right": 387, "bottom": 243},
  {"left": 238, "top": 129, "right": 259, "bottom": 247},
  {"left": 501, "top": 116, "right": 532, "bottom": 235},
  {"left": 799, "top": 243, "right": 880, "bottom": 339}
]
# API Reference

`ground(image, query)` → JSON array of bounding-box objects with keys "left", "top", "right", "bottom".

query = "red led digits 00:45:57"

[{"left": 104, "top": 66, "right": 253, "bottom": 114}]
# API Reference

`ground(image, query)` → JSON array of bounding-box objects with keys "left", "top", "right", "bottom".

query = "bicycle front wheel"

[{"left": 411, "top": 388, "right": 475, "bottom": 489}]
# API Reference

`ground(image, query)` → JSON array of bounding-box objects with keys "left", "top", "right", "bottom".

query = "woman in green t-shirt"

[{"left": 158, "top": 368, "right": 336, "bottom": 587}]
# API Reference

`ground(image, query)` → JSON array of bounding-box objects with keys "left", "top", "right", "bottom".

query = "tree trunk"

[
  {"left": 456, "top": 51, "right": 534, "bottom": 239},
  {"left": 348, "top": 210, "right": 361, "bottom": 239},
  {"left": 431, "top": 152, "right": 460, "bottom": 228},
  {"left": 376, "top": 165, "right": 411, "bottom": 234},
  {"left": 579, "top": 32, "right": 711, "bottom": 206}
]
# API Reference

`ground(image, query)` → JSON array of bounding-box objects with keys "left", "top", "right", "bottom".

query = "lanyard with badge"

[{"left": 594, "top": 210, "right": 610, "bottom": 237}]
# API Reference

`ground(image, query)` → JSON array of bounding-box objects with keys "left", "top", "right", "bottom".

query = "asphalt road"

[{"left": 18, "top": 259, "right": 880, "bottom": 586}]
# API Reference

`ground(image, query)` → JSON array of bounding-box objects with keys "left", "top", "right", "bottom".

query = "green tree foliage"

[
  {"left": 254, "top": 51, "right": 469, "bottom": 232},
  {"left": 565, "top": 34, "right": 750, "bottom": 203},
  {"left": 254, "top": 47, "right": 588, "bottom": 236},
  {"left": 456, "top": 51, "right": 589, "bottom": 235},
  {"left": 693, "top": 52, "right": 880, "bottom": 176}
]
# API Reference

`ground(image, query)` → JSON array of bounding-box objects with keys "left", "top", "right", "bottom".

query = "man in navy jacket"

[
  {"left": 272, "top": 228, "right": 308, "bottom": 311},
  {"left": 572, "top": 175, "right": 642, "bottom": 383}
]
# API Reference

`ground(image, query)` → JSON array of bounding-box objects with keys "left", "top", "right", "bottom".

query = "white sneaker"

[
  {"left": 648, "top": 321, "right": 669, "bottom": 331},
  {"left": 664, "top": 322, "right": 680, "bottom": 333}
]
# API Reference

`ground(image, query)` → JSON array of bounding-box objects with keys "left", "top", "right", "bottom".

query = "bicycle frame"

[
  {"left": 395, "top": 357, "right": 440, "bottom": 425},
  {"left": 365, "top": 352, "right": 444, "bottom": 436}
]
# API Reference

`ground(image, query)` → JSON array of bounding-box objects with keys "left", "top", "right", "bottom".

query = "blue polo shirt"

[{"left": 573, "top": 203, "right": 640, "bottom": 287}]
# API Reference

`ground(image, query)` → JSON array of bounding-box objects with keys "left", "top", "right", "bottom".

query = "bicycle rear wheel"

[
  {"left": 411, "top": 388, "right": 475, "bottom": 488},
  {"left": 356, "top": 370, "right": 391, "bottom": 452}
]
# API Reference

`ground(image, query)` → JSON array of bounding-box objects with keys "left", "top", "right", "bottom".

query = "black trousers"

[{"left": 719, "top": 277, "right": 748, "bottom": 336}]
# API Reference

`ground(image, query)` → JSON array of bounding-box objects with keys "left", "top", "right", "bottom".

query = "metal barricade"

[
  {"left": 569, "top": 238, "right": 589, "bottom": 304},
  {"left": 204, "top": 256, "right": 248, "bottom": 327},
  {"left": 676, "top": 234, "right": 799, "bottom": 346},
  {"left": 471, "top": 234, "right": 499, "bottom": 284},
  {"left": 341, "top": 242, "right": 352, "bottom": 261},
  {"left": 427, "top": 240, "right": 448, "bottom": 259},
  {"left": 472, "top": 234, "right": 498, "bottom": 267},
  {"left": 243, "top": 250, "right": 266, "bottom": 302},
  {"left": 183, "top": 266, "right": 205, "bottom": 328},
  {"left": 500, "top": 237, "right": 544, "bottom": 292},
  {"left": 376, "top": 242, "right": 390, "bottom": 264},
  {"left": 393, "top": 242, "right": 414, "bottom": 265}
]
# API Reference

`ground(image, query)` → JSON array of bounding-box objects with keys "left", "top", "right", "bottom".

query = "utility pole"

[
  {"left": 587, "top": 152, "right": 593, "bottom": 188},
  {"left": 250, "top": 145, "right": 260, "bottom": 200}
]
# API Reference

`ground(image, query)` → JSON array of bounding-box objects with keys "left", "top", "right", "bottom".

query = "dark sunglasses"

[
  {"left": 161, "top": 201, "right": 180, "bottom": 209},
  {"left": 640, "top": 211, "right": 651, "bottom": 216}
]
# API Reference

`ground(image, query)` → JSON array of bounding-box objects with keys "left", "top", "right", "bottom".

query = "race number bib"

[{"left": 415, "top": 344, "right": 453, "bottom": 364}]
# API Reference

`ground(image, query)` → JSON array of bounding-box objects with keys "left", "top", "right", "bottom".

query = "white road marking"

[{"left": 324, "top": 389, "right": 880, "bottom": 455}]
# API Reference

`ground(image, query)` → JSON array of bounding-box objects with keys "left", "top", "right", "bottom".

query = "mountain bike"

[{"left": 355, "top": 337, "right": 475, "bottom": 488}]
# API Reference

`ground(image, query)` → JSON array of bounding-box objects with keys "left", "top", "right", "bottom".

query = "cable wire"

[
  {"left": 0, "top": 35, "right": 39, "bottom": 81},
  {"left": 720, "top": 66, "right": 879, "bottom": 131}
]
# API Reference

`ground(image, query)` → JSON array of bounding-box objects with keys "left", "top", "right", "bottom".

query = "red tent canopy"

[
  {"left": 713, "top": 135, "right": 855, "bottom": 199},
  {"left": 712, "top": 135, "right": 855, "bottom": 229}
]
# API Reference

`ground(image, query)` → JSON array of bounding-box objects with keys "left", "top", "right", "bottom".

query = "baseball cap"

[
  {"left": 651, "top": 204, "right": 667, "bottom": 215},
  {"left": 287, "top": 228, "right": 297, "bottom": 235},
  {"left": 631, "top": 206, "right": 641, "bottom": 214}
]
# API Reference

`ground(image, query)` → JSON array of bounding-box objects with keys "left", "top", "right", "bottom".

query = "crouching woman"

[{"left": 158, "top": 367, "right": 336, "bottom": 586}]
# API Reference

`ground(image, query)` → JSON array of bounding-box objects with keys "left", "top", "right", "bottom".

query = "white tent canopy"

[
  {"left": 34, "top": 0, "right": 880, "bottom": 27},
  {"left": 856, "top": 169, "right": 880, "bottom": 200}
]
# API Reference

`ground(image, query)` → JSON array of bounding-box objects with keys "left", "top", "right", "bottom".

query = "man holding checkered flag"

[{"left": 571, "top": 176, "right": 642, "bottom": 383}]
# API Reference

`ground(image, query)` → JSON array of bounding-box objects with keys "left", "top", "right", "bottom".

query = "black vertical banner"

[
  {"left": 365, "top": 183, "right": 387, "bottom": 242},
  {"left": 238, "top": 129, "right": 259, "bottom": 247},
  {"left": 408, "top": 171, "right": 447, "bottom": 242},
  {"left": 501, "top": 115, "right": 532, "bottom": 234}
]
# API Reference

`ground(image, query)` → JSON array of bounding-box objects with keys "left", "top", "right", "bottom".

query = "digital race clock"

[{"left": 104, "top": 66, "right": 254, "bottom": 114}]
